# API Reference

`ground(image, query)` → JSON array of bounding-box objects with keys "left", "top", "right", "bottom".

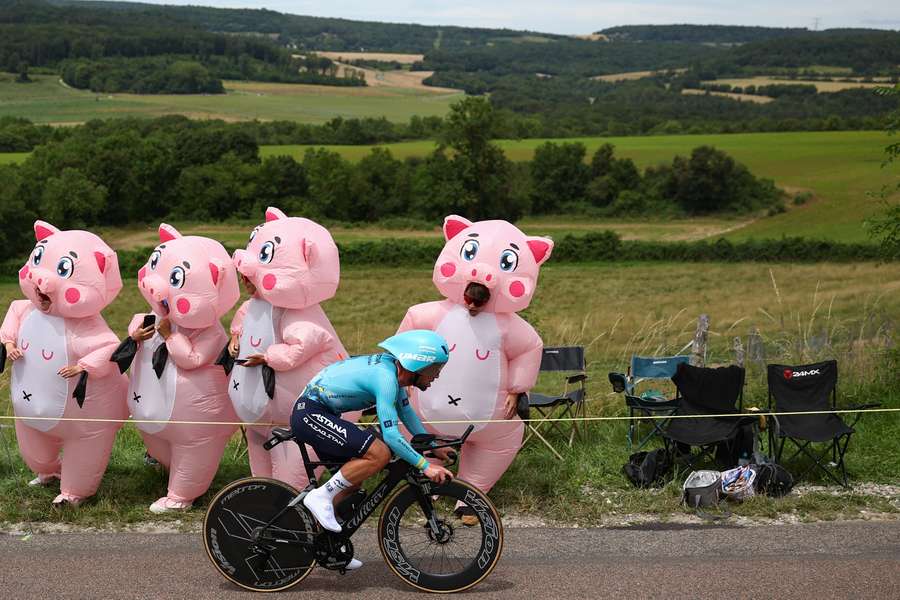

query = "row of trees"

[{"left": 0, "top": 99, "right": 783, "bottom": 257}]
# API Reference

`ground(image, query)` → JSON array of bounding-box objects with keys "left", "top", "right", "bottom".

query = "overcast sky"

[{"left": 119, "top": 1, "right": 900, "bottom": 34}]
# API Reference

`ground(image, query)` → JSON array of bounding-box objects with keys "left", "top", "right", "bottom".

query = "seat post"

[{"left": 295, "top": 440, "right": 318, "bottom": 485}]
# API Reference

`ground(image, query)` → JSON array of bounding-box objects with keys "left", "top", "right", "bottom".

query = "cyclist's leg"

[{"left": 291, "top": 401, "right": 387, "bottom": 531}]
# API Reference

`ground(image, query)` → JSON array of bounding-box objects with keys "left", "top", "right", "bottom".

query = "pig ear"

[
  {"left": 158, "top": 223, "right": 181, "bottom": 243},
  {"left": 266, "top": 207, "right": 288, "bottom": 222},
  {"left": 443, "top": 215, "right": 474, "bottom": 241},
  {"left": 94, "top": 251, "right": 107, "bottom": 274},
  {"left": 526, "top": 237, "right": 553, "bottom": 266},
  {"left": 34, "top": 220, "right": 59, "bottom": 241},
  {"left": 209, "top": 259, "right": 225, "bottom": 287},
  {"left": 301, "top": 238, "right": 315, "bottom": 265}
]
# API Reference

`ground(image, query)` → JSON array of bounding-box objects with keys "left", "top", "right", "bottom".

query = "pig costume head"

[
  {"left": 232, "top": 207, "right": 340, "bottom": 309},
  {"left": 137, "top": 224, "right": 239, "bottom": 329},
  {"left": 432, "top": 215, "right": 553, "bottom": 313},
  {"left": 18, "top": 221, "right": 122, "bottom": 319}
]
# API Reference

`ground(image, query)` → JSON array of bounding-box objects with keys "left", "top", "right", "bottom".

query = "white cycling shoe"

[
  {"left": 346, "top": 558, "right": 363, "bottom": 571},
  {"left": 303, "top": 489, "right": 342, "bottom": 533}
]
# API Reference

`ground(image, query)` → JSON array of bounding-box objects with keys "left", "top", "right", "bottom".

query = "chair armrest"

[
  {"left": 608, "top": 372, "right": 626, "bottom": 393},
  {"left": 567, "top": 373, "right": 587, "bottom": 384}
]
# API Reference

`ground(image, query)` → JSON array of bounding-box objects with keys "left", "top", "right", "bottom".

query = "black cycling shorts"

[{"left": 290, "top": 397, "right": 377, "bottom": 467}]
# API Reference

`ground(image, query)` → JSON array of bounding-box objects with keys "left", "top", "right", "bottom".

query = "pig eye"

[
  {"left": 258, "top": 241, "right": 275, "bottom": 264},
  {"left": 149, "top": 250, "right": 161, "bottom": 271},
  {"left": 499, "top": 249, "right": 518, "bottom": 272},
  {"left": 460, "top": 240, "right": 479, "bottom": 262},
  {"left": 169, "top": 266, "right": 186, "bottom": 289},
  {"left": 249, "top": 226, "right": 260, "bottom": 244},
  {"left": 32, "top": 246, "right": 44, "bottom": 266},
  {"left": 56, "top": 256, "right": 74, "bottom": 279}
]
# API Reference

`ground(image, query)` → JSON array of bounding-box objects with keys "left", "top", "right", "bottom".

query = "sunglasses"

[{"left": 464, "top": 293, "right": 488, "bottom": 308}]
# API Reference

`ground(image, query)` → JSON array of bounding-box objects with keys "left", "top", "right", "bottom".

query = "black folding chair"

[
  {"left": 767, "top": 360, "right": 879, "bottom": 487},
  {"left": 662, "top": 363, "right": 754, "bottom": 470},
  {"left": 524, "top": 346, "right": 587, "bottom": 460}
]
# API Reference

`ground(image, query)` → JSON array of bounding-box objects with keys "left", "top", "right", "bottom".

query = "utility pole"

[{"left": 812, "top": 17, "right": 821, "bottom": 31}]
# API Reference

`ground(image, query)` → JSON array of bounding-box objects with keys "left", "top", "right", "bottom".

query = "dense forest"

[
  {"left": 48, "top": 0, "right": 562, "bottom": 52},
  {"left": 598, "top": 25, "right": 814, "bottom": 44},
  {"left": 0, "top": 0, "right": 362, "bottom": 91}
]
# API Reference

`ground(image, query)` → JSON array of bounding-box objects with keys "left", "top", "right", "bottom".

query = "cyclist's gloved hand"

[{"left": 424, "top": 463, "right": 453, "bottom": 484}]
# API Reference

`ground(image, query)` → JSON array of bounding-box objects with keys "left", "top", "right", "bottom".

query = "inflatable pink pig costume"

[
  {"left": 398, "top": 216, "right": 552, "bottom": 494},
  {"left": 1, "top": 221, "right": 127, "bottom": 506},
  {"left": 229, "top": 207, "right": 350, "bottom": 488},
  {"left": 127, "top": 224, "right": 240, "bottom": 513}
]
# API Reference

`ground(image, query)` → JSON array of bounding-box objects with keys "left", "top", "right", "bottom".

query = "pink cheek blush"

[
  {"left": 64, "top": 287, "right": 81, "bottom": 304},
  {"left": 176, "top": 298, "right": 191, "bottom": 314},
  {"left": 509, "top": 281, "right": 525, "bottom": 298},
  {"left": 440, "top": 262, "right": 456, "bottom": 277},
  {"left": 19, "top": 266, "right": 29, "bottom": 280},
  {"left": 138, "top": 267, "right": 146, "bottom": 283},
  {"left": 262, "top": 273, "right": 277, "bottom": 290}
]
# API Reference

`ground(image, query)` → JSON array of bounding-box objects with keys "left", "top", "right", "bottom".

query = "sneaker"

[
  {"left": 52, "top": 493, "right": 84, "bottom": 508},
  {"left": 28, "top": 473, "right": 60, "bottom": 487},
  {"left": 454, "top": 505, "right": 478, "bottom": 527},
  {"left": 303, "top": 489, "right": 342, "bottom": 533},
  {"left": 345, "top": 558, "right": 363, "bottom": 571},
  {"left": 149, "top": 496, "right": 192, "bottom": 514},
  {"left": 143, "top": 452, "right": 162, "bottom": 469}
]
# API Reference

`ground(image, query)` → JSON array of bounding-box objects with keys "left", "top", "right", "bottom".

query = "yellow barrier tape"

[{"left": 0, "top": 407, "right": 897, "bottom": 428}]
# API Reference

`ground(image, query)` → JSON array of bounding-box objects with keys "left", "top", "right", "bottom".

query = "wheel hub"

[{"left": 425, "top": 519, "right": 454, "bottom": 544}]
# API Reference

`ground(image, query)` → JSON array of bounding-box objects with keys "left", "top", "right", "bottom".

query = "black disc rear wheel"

[
  {"left": 378, "top": 479, "right": 503, "bottom": 593},
  {"left": 203, "top": 477, "right": 317, "bottom": 592}
]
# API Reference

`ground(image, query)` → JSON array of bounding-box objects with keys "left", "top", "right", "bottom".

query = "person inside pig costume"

[
  {"left": 0, "top": 221, "right": 127, "bottom": 507},
  {"left": 120, "top": 224, "right": 240, "bottom": 513},
  {"left": 397, "top": 215, "right": 552, "bottom": 518},
  {"left": 227, "top": 207, "right": 350, "bottom": 488}
]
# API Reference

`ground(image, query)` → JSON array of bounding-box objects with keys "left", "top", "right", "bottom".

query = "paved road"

[{"left": 0, "top": 521, "right": 897, "bottom": 598}]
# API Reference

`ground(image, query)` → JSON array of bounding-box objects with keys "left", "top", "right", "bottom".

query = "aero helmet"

[{"left": 378, "top": 330, "right": 450, "bottom": 373}]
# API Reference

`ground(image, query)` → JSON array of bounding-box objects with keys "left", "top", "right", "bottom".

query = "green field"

[
  {"left": 261, "top": 130, "right": 900, "bottom": 242},
  {"left": 3, "top": 129, "right": 898, "bottom": 243},
  {"left": 0, "top": 74, "right": 462, "bottom": 124},
  {"left": 1, "top": 262, "right": 898, "bottom": 524}
]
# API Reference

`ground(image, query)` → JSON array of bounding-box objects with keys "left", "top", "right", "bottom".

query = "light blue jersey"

[{"left": 300, "top": 354, "right": 431, "bottom": 469}]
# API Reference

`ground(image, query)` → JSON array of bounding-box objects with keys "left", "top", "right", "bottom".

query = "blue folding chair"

[{"left": 609, "top": 355, "right": 690, "bottom": 449}]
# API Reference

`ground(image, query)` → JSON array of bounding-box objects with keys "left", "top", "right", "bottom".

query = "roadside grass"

[
  {"left": 0, "top": 74, "right": 462, "bottom": 125},
  {"left": 0, "top": 261, "right": 897, "bottom": 525}
]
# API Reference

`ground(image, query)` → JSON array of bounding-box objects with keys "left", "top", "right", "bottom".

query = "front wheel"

[
  {"left": 378, "top": 479, "right": 503, "bottom": 593},
  {"left": 203, "top": 477, "right": 317, "bottom": 592}
]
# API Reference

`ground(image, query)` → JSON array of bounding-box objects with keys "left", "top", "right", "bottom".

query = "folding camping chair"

[
  {"left": 524, "top": 346, "right": 587, "bottom": 460},
  {"left": 767, "top": 360, "right": 879, "bottom": 487},
  {"left": 662, "top": 363, "right": 755, "bottom": 470},
  {"left": 609, "top": 355, "right": 690, "bottom": 449}
]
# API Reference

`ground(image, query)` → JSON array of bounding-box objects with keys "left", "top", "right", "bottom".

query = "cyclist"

[{"left": 290, "top": 330, "right": 455, "bottom": 567}]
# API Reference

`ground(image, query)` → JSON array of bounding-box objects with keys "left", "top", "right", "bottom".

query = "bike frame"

[{"left": 256, "top": 433, "right": 463, "bottom": 546}]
